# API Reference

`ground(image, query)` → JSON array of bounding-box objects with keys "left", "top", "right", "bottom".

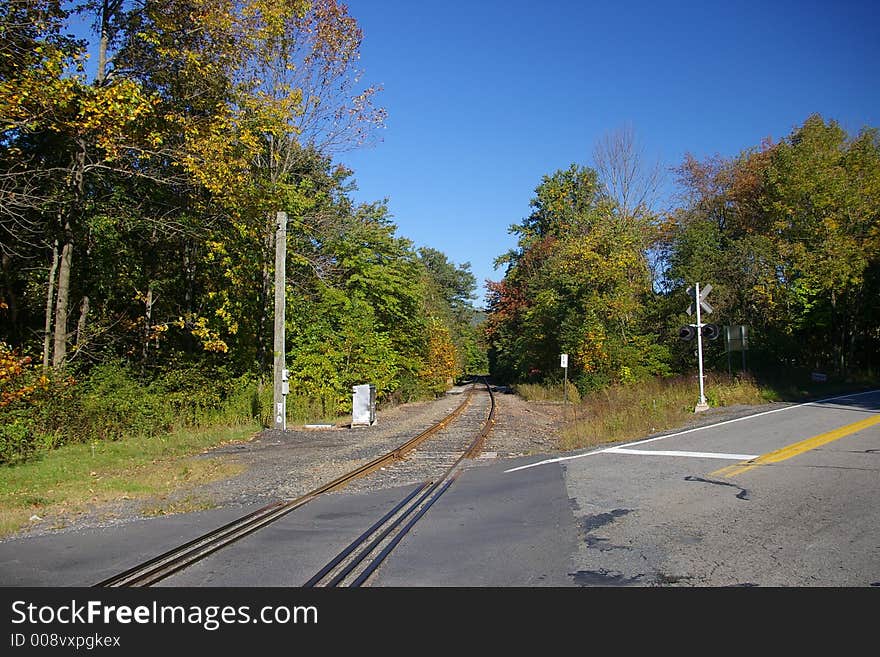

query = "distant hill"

[{"left": 470, "top": 310, "right": 488, "bottom": 327}]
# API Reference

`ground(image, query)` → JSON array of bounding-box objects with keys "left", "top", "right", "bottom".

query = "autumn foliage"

[
  {"left": 0, "top": 2, "right": 481, "bottom": 463},
  {"left": 487, "top": 116, "right": 880, "bottom": 393}
]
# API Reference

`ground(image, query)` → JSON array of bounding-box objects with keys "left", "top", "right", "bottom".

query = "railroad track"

[
  {"left": 94, "top": 377, "right": 495, "bottom": 588},
  {"left": 304, "top": 379, "right": 496, "bottom": 587}
]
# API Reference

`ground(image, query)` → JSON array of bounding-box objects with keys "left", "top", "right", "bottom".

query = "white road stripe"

[
  {"left": 504, "top": 388, "right": 880, "bottom": 474},
  {"left": 605, "top": 448, "right": 758, "bottom": 460}
]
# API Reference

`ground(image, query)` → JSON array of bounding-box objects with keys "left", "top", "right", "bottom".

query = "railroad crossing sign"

[
  {"left": 686, "top": 283, "right": 713, "bottom": 316},
  {"left": 684, "top": 282, "right": 713, "bottom": 413}
]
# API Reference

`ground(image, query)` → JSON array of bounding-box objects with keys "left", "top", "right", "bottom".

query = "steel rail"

[
  {"left": 305, "top": 377, "right": 497, "bottom": 587},
  {"left": 94, "top": 380, "right": 479, "bottom": 588}
]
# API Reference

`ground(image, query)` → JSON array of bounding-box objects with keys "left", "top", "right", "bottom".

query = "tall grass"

[
  {"left": 514, "top": 382, "right": 582, "bottom": 404},
  {"left": 558, "top": 372, "right": 776, "bottom": 451}
]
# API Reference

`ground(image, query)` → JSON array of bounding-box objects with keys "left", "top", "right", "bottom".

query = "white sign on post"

[
  {"left": 686, "top": 283, "right": 713, "bottom": 316},
  {"left": 560, "top": 353, "right": 568, "bottom": 368}
]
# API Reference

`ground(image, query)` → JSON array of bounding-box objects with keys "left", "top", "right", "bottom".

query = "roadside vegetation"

[
  {"left": 517, "top": 371, "right": 879, "bottom": 451},
  {"left": 556, "top": 373, "right": 773, "bottom": 450},
  {"left": 487, "top": 118, "right": 880, "bottom": 434},
  {"left": 0, "top": 423, "right": 254, "bottom": 538}
]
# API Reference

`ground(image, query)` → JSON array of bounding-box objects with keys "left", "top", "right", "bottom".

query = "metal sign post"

[
  {"left": 694, "top": 283, "right": 708, "bottom": 412},
  {"left": 686, "top": 283, "right": 712, "bottom": 413},
  {"left": 560, "top": 353, "right": 568, "bottom": 412}
]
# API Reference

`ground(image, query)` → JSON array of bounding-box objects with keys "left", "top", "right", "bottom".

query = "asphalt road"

[{"left": 1, "top": 389, "right": 878, "bottom": 587}]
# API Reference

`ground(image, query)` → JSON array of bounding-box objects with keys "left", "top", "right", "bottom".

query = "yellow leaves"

[
  {"left": 173, "top": 314, "right": 231, "bottom": 355},
  {"left": 77, "top": 80, "right": 156, "bottom": 156},
  {"left": 214, "top": 306, "right": 239, "bottom": 335},
  {"left": 201, "top": 340, "right": 229, "bottom": 353},
  {"left": 204, "top": 241, "right": 228, "bottom": 259},
  {"left": 421, "top": 320, "right": 458, "bottom": 392},
  {"left": 0, "top": 342, "right": 40, "bottom": 408},
  {"left": 575, "top": 329, "right": 609, "bottom": 375},
  {"left": 1, "top": 51, "right": 157, "bottom": 163}
]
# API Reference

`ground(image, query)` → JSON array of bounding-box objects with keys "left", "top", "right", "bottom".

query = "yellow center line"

[{"left": 711, "top": 412, "right": 880, "bottom": 478}]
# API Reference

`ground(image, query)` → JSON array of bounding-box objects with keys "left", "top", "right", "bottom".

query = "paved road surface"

[{"left": 1, "top": 390, "right": 878, "bottom": 587}]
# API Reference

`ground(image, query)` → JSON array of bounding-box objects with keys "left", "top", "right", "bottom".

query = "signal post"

[{"left": 680, "top": 283, "right": 718, "bottom": 413}]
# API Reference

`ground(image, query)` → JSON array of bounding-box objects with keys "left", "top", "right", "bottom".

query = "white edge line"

[
  {"left": 503, "top": 388, "right": 880, "bottom": 473},
  {"left": 606, "top": 448, "right": 758, "bottom": 460}
]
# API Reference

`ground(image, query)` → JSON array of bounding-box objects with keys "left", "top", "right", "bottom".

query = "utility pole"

[{"left": 273, "top": 211, "right": 287, "bottom": 430}]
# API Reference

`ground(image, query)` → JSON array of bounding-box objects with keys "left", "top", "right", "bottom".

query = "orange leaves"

[
  {"left": 0, "top": 343, "right": 43, "bottom": 409},
  {"left": 0, "top": 343, "right": 30, "bottom": 384}
]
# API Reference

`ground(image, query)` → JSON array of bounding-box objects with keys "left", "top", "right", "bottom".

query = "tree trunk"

[
  {"left": 75, "top": 295, "right": 90, "bottom": 351},
  {"left": 52, "top": 235, "right": 72, "bottom": 368},
  {"left": 54, "top": 143, "right": 85, "bottom": 369},
  {"left": 42, "top": 240, "right": 59, "bottom": 370},
  {"left": 183, "top": 241, "right": 194, "bottom": 314},
  {"left": 142, "top": 226, "right": 158, "bottom": 364},
  {"left": 830, "top": 289, "right": 844, "bottom": 377},
  {"left": 96, "top": 0, "right": 120, "bottom": 84}
]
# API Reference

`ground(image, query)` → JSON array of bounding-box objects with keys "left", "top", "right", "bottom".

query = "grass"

[
  {"left": 556, "top": 372, "right": 775, "bottom": 451},
  {"left": 555, "top": 370, "right": 880, "bottom": 451},
  {"left": 0, "top": 422, "right": 258, "bottom": 539},
  {"left": 514, "top": 382, "right": 582, "bottom": 404}
]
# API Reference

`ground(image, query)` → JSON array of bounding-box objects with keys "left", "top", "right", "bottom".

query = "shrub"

[
  {"left": 0, "top": 417, "right": 36, "bottom": 465},
  {"left": 79, "top": 362, "right": 173, "bottom": 441}
]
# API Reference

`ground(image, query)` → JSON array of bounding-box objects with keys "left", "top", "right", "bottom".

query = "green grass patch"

[{"left": 0, "top": 423, "right": 257, "bottom": 539}]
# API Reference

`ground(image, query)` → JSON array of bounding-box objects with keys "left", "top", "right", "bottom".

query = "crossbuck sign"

[{"left": 686, "top": 283, "right": 713, "bottom": 316}]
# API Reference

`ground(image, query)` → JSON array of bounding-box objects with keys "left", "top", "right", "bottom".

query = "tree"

[
  {"left": 487, "top": 163, "right": 668, "bottom": 388},
  {"left": 593, "top": 122, "right": 665, "bottom": 226},
  {"left": 662, "top": 115, "right": 880, "bottom": 376}
]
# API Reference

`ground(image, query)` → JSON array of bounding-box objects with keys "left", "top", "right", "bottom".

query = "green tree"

[
  {"left": 662, "top": 115, "right": 880, "bottom": 376},
  {"left": 487, "top": 164, "right": 669, "bottom": 389}
]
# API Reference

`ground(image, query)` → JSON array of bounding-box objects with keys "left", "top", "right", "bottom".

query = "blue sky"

[{"left": 338, "top": 0, "right": 880, "bottom": 306}]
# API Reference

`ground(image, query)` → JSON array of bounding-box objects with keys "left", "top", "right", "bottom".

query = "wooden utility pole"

[{"left": 273, "top": 211, "right": 287, "bottom": 430}]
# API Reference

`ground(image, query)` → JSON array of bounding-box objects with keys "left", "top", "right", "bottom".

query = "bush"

[
  {"left": 0, "top": 342, "right": 74, "bottom": 463},
  {"left": 150, "top": 365, "right": 223, "bottom": 427},
  {"left": 79, "top": 362, "right": 173, "bottom": 441},
  {"left": 0, "top": 417, "right": 36, "bottom": 465}
]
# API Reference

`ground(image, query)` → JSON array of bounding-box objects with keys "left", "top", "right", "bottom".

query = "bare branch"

[{"left": 592, "top": 122, "right": 665, "bottom": 223}]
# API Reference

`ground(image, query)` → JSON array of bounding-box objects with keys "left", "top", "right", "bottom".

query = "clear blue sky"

[{"left": 338, "top": 0, "right": 880, "bottom": 307}]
